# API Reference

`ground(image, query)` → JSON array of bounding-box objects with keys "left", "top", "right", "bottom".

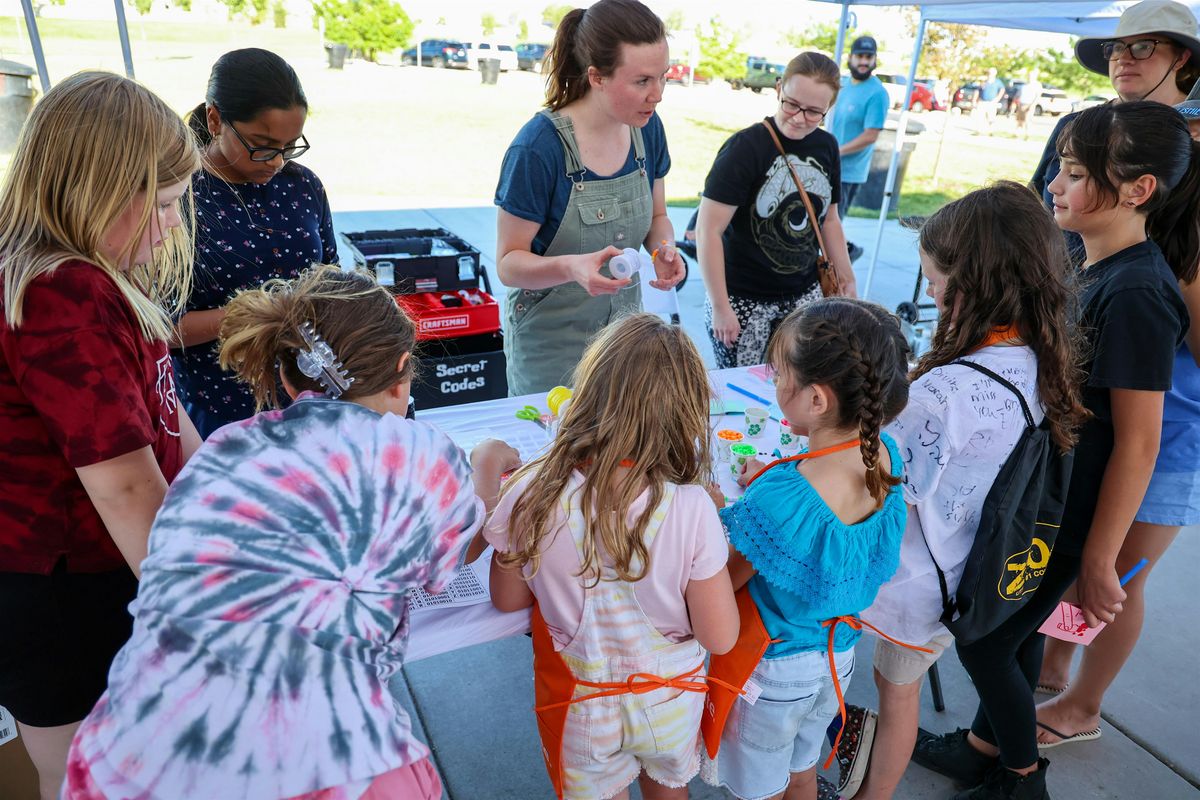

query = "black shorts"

[{"left": 0, "top": 561, "right": 136, "bottom": 727}]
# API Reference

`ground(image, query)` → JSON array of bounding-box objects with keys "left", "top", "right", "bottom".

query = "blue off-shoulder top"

[{"left": 720, "top": 433, "right": 906, "bottom": 658}]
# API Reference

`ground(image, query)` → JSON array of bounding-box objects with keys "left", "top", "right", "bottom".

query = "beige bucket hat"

[{"left": 1075, "top": 0, "right": 1200, "bottom": 76}]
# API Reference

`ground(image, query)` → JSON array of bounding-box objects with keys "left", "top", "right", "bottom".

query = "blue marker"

[
  {"left": 726, "top": 382, "right": 772, "bottom": 407},
  {"left": 1119, "top": 558, "right": 1149, "bottom": 586}
]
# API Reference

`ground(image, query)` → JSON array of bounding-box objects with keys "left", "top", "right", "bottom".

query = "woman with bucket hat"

[
  {"left": 1031, "top": 0, "right": 1200, "bottom": 228},
  {"left": 1031, "top": 2, "right": 1200, "bottom": 754}
]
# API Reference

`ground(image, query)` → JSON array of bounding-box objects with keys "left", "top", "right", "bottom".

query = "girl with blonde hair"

[
  {"left": 488, "top": 313, "right": 739, "bottom": 800},
  {"left": 0, "top": 71, "right": 200, "bottom": 800},
  {"left": 66, "top": 265, "right": 517, "bottom": 799}
]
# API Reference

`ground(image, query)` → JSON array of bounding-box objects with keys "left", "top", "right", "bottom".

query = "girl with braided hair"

[{"left": 703, "top": 297, "right": 909, "bottom": 800}]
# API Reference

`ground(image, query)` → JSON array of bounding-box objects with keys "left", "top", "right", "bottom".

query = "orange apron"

[{"left": 701, "top": 441, "right": 933, "bottom": 766}]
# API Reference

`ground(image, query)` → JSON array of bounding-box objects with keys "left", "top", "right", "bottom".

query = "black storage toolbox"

[{"left": 340, "top": 228, "right": 492, "bottom": 295}]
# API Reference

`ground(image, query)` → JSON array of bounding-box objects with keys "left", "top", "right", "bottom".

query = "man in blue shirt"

[
  {"left": 829, "top": 36, "right": 889, "bottom": 262},
  {"left": 975, "top": 67, "right": 1005, "bottom": 131}
]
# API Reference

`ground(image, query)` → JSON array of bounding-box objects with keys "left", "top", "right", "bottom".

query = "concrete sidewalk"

[{"left": 333, "top": 205, "right": 1200, "bottom": 799}]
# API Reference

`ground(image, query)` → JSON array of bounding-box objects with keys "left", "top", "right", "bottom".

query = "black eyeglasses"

[
  {"left": 779, "top": 92, "right": 827, "bottom": 123},
  {"left": 1101, "top": 38, "right": 1168, "bottom": 61},
  {"left": 220, "top": 114, "right": 310, "bottom": 162}
]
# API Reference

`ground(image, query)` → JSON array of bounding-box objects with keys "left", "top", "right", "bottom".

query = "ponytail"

[
  {"left": 1148, "top": 137, "right": 1200, "bottom": 285},
  {"left": 542, "top": 0, "right": 666, "bottom": 112},
  {"left": 767, "top": 298, "right": 909, "bottom": 510},
  {"left": 186, "top": 102, "right": 211, "bottom": 147},
  {"left": 218, "top": 265, "right": 417, "bottom": 411},
  {"left": 544, "top": 9, "right": 588, "bottom": 111}
]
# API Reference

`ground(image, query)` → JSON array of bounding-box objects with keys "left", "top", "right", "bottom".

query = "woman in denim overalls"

[{"left": 494, "top": 0, "right": 686, "bottom": 396}]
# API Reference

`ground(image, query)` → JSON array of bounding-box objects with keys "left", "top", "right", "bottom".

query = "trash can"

[
  {"left": 0, "top": 60, "right": 36, "bottom": 153},
  {"left": 480, "top": 57, "right": 500, "bottom": 85},
  {"left": 325, "top": 43, "right": 348, "bottom": 70},
  {"left": 853, "top": 118, "right": 925, "bottom": 215}
]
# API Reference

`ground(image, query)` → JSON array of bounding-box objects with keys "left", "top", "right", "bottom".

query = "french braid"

[{"left": 769, "top": 299, "right": 909, "bottom": 509}]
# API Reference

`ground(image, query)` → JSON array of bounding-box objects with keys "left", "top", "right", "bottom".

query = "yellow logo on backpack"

[{"left": 999, "top": 532, "right": 1053, "bottom": 601}]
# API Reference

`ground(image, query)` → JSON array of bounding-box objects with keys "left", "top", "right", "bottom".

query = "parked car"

[
  {"left": 1003, "top": 81, "right": 1072, "bottom": 116},
  {"left": 665, "top": 61, "right": 711, "bottom": 85},
  {"left": 463, "top": 41, "right": 518, "bottom": 72},
  {"left": 731, "top": 57, "right": 786, "bottom": 92},
  {"left": 516, "top": 42, "right": 550, "bottom": 72},
  {"left": 1072, "top": 94, "right": 1113, "bottom": 113},
  {"left": 952, "top": 82, "right": 981, "bottom": 113},
  {"left": 876, "top": 74, "right": 940, "bottom": 112},
  {"left": 401, "top": 39, "right": 468, "bottom": 69}
]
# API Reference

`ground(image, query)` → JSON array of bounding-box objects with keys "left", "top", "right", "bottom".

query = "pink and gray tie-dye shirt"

[{"left": 67, "top": 395, "right": 484, "bottom": 800}]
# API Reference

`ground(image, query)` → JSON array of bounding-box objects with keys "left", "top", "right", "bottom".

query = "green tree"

[
  {"left": 481, "top": 11, "right": 497, "bottom": 36},
  {"left": 913, "top": 19, "right": 988, "bottom": 87},
  {"left": 664, "top": 9, "right": 686, "bottom": 34},
  {"left": 313, "top": 0, "right": 414, "bottom": 62},
  {"left": 782, "top": 21, "right": 877, "bottom": 59},
  {"left": 694, "top": 17, "right": 747, "bottom": 81},
  {"left": 220, "top": 0, "right": 269, "bottom": 24},
  {"left": 542, "top": 3, "right": 572, "bottom": 29},
  {"left": 518, "top": 19, "right": 529, "bottom": 42},
  {"left": 272, "top": 0, "right": 286, "bottom": 27}
]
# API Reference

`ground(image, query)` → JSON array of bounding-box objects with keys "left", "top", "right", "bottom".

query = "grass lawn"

[{"left": 0, "top": 16, "right": 1051, "bottom": 217}]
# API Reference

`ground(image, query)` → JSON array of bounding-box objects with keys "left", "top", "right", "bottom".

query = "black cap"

[{"left": 850, "top": 36, "right": 877, "bottom": 55}]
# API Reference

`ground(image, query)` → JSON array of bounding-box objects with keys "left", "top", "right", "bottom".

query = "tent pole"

[
  {"left": 19, "top": 0, "right": 51, "bottom": 93},
  {"left": 113, "top": 0, "right": 135, "bottom": 79},
  {"left": 863, "top": 13, "right": 925, "bottom": 299},
  {"left": 834, "top": 3, "right": 850, "bottom": 65}
]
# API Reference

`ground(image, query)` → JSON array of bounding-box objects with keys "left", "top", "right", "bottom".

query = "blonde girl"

[
  {"left": 65, "top": 265, "right": 517, "bottom": 800},
  {"left": 0, "top": 72, "right": 199, "bottom": 800},
  {"left": 487, "top": 313, "right": 739, "bottom": 800}
]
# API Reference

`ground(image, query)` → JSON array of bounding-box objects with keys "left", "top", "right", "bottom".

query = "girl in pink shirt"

[{"left": 487, "top": 313, "right": 739, "bottom": 800}]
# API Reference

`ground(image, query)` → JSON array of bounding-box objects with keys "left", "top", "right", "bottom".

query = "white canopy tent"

[{"left": 817, "top": 0, "right": 1200, "bottom": 298}]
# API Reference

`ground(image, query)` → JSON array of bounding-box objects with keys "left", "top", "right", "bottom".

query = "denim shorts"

[{"left": 704, "top": 648, "right": 854, "bottom": 800}]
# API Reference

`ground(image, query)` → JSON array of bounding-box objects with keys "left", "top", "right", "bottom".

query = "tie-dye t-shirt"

[{"left": 67, "top": 396, "right": 484, "bottom": 800}]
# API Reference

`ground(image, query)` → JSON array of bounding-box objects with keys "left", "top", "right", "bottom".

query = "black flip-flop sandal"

[{"left": 1036, "top": 720, "right": 1101, "bottom": 749}]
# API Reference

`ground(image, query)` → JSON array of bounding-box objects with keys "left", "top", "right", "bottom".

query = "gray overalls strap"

[{"left": 503, "top": 110, "right": 653, "bottom": 396}]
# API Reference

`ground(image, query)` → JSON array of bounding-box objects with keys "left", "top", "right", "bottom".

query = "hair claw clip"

[{"left": 295, "top": 321, "right": 354, "bottom": 399}]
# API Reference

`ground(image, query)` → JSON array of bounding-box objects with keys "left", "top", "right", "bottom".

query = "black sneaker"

[
  {"left": 832, "top": 704, "right": 877, "bottom": 798},
  {"left": 912, "top": 727, "right": 998, "bottom": 787},
  {"left": 817, "top": 773, "right": 840, "bottom": 800},
  {"left": 951, "top": 758, "right": 1052, "bottom": 800},
  {"left": 847, "top": 241, "right": 865, "bottom": 263}
]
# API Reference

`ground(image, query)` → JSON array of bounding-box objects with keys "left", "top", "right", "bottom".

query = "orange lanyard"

[{"left": 745, "top": 439, "right": 861, "bottom": 488}]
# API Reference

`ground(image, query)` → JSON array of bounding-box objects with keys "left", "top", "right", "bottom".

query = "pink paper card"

[
  {"left": 748, "top": 364, "right": 774, "bottom": 383},
  {"left": 1038, "top": 601, "right": 1106, "bottom": 645}
]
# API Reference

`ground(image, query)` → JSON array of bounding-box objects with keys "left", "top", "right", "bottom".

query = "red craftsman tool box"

[{"left": 340, "top": 228, "right": 507, "bottom": 409}]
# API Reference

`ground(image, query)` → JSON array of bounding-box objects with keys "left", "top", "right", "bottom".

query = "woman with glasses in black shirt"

[
  {"left": 697, "top": 52, "right": 856, "bottom": 370},
  {"left": 175, "top": 48, "right": 338, "bottom": 438}
]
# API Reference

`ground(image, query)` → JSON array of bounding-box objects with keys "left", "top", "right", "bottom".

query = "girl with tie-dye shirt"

[{"left": 64, "top": 266, "right": 519, "bottom": 800}]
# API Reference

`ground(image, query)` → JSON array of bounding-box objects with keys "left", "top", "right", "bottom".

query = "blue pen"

[
  {"left": 1119, "top": 558, "right": 1149, "bottom": 586},
  {"left": 726, "top": 382, "right": 772, "bottom": 407}
]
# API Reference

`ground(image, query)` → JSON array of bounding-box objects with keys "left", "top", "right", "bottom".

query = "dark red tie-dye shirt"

[{"left": 0, "top": 260, "right": 183, "bottom": 574}]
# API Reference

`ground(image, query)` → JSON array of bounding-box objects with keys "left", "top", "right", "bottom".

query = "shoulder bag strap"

[{"left": 760, "top": 119, "right": 828, "bottom": 261}]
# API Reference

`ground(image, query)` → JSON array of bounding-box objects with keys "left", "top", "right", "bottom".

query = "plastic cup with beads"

[
  {"left": 715, "top": 429, "right": 743, "bottom": 462},
  {"left": 779, "top": 419, "right": 798, "bottom": 452},
  {"left": 730, "top": 442, "right": 758, "bottom": 478},
  {"left": 744, "top": 407, "right": 769, "bottom": 438}
]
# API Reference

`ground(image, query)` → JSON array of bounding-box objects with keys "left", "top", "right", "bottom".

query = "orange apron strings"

[
  {"left": 535, "top": 661, "right": 711, "bottom": 712},
  {"left": 820, "top": 616, "right": 936, "bottom": 769}
]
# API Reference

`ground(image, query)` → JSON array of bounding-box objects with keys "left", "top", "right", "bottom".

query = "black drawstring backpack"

[{"left": 921, "top": 360, "right": 1075, "bottom": 646}]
